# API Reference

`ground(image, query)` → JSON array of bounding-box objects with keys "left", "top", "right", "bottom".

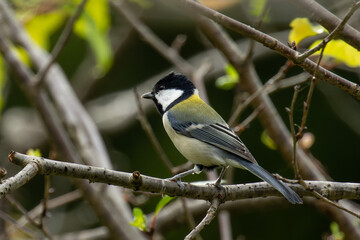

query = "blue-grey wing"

[{"left": 167, "top": 111, "right": 257, "bottom": 163}]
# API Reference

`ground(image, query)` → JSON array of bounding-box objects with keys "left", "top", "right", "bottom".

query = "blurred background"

[{"left": 0, "top": 0, "right": 359, "bottom": 239}]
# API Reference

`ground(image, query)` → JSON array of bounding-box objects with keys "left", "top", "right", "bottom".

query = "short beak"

[{"left": 141, "top": 92, "right": 154, "bottom": 99}]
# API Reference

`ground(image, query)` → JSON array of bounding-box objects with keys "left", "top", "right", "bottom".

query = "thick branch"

[{"left": 4, "top": 152, "right": 360, "bottom": 202}]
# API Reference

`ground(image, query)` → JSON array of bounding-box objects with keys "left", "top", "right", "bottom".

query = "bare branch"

[
  {"left": 185, "top": 198, "right": 221, "bottom": 240},
  {"left": 296, "top": 1, "right": 360, "bottom": 61},
  {"left": 4, "top": 152, "right": 360, "bottom": 203},
  {"left": 289, "top": 0, "right": 360, "bottom": 50},
  {"left": 177, "top": 0, "right": 360, "bottom": 100},
  {"left": 111, "top": 0, "right": 194, "bottom": 76}
]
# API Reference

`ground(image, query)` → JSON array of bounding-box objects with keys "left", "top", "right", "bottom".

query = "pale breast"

[{"left": 162, "top": 113, "right": 226, "bottom": 167}]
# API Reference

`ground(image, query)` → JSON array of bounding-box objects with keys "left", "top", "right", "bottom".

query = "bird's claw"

[{"left": 166, "top": 177, "right": 185, "bottom": 191}]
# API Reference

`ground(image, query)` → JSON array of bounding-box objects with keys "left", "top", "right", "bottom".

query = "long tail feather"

[{"left": 238, "top": 160, "right": 302, "bottom": 204}]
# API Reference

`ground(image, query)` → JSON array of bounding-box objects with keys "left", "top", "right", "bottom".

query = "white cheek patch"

[{"left": 155, "top": 89, "right": 183, "bottom": 112}]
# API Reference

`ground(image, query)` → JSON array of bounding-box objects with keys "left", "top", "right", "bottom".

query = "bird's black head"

[{"left": 142, "top": 72, "right": 197, "bottom": 115}]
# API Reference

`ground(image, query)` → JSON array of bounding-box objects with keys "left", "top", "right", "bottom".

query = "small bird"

[{"left": 142, "top": 72, "right": 302, "bottom": 204}]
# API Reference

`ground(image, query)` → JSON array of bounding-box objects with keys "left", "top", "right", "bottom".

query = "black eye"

[{"left": 159, "top": 85, "right": 165, "bottom": 90}]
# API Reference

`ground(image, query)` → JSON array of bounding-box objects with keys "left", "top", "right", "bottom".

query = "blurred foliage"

[
  {"left": 249, "top": 0, "right": 269, "bottom": 21},
  {"left": 13, "top": 0, "right": 113, "bottom": 77},
  {"left": 289, "top": 18, "right": 325, "bottom": 44},
  {"left": 289, "top": 17, "right": 360, "bottom": 67},
  {"left": 130, "top": 195, "right": 175, "bottom": 232},
  {"left": 1, "top": 1, "right": 359, "bottom": 239},
  {"left": 310, "top": 39, "right": 360, "bottom": 67},
  {"left": 215, "top": 64, "right": 239, "bottom": 90},
  {"left": 130, "top": 207, "right": 147, "bottom": 231},
  {"left": 154, "top": 195, "right": 175, "bottom": 215},
  {"left": 329, "top": 222, "right": 345, "bottom": 240},
  {"left": 25, "top": 10, "right": 65, "bottom": 50},
  {"left": 73, "top": 0, "right": 113, "bottom": 76},
  {"left": 199, "top": 0, "right": 240, "bottom": 10},
  {"left": 260, "top": 130, "right": 277, "bottom": 150},
  {"left": 26, "top": 148, "right": 42, "bottom": 157}
]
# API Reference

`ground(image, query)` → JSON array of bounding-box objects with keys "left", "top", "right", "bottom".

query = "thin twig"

[
  {"left": 297, "top": 47, "right": 326, "bottom": 139},
  {"left": 178, "top": 0, "right": 360, "bottom": 100},
  {"left": 244, "top": 0, "right": 270, "bottom": 62},
  {"left": 5, "top": 189, "right": 83, "bottom": 237},
  {"left": 134, "top": 89, "right": 199, "bottom": 236},
  {"left": 192, "top": 60, "right": 212, "bottom": 103},
  {"left": 40, "top": 175, "right": 51, "bottom": 227},
  {"left": 287, "top": 85, "right": 302, "bottom": 180},
  {"left": 5, "top": 196, "right": 53, "bottom": 239},
  {"left": 287, "top": 46, "right": 360, "bottom": 219},
  {"left": 185, "top": 198, "right": 221, "bottom": 240},
  {"left": 233, "top": 104, "right": 264, "bottom": 134},
  {"left": 228, "top": 60, "right": 293, "bottom": 126},
  {"left": 33, "top": 0, "right": 88, "bottom": 86},
  {"left": 0, "top": 210, "right": 38, "bottom": 239},
  {"left": 296, "top": 1, "right": 360, "bottom": 62},
  {"left": 111, "top": 0, "right": 193, "bottom": 76},
  {"left": 134, "top": 88, "right": 174, "bottom": 173}
]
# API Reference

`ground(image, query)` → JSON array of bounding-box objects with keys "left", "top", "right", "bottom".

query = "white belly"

[{"left": 163, "top": 114, "right": 226, "bottom": 167}]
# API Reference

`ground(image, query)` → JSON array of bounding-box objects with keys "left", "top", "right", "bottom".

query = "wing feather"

[{"left": 167, "top": 111, "right": 256, "bottom": 163}]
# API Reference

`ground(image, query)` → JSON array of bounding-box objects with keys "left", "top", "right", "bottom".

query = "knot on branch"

[
  {"left": 130, "top": 171, "right": 143, "bottom": 189},
  {"left": 8, "top": 150, "right": 15, "bottom": 163}
]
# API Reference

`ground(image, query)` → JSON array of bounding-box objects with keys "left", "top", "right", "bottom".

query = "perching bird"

[{"left": 142, "top": 72, "right": 302, "bottom": 204}]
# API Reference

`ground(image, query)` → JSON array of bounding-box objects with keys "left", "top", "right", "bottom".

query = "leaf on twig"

[
  {"left": 130, "top": 207, "right": 147, "bottom": 231},
  {"left": 26, "top": 148, "right": 42, "bottom": 157},
  {"left": 288, "top": 18, "right": 325, "bottom": 45},
  {"left": 215, "top": 64, "right": 239, "bottom": 90},
  {"left": 309, "top": 39, "right": 360, "bottom": 68},
  {"left": 154, "top": 195, "right": 175, "bottom": 215}
]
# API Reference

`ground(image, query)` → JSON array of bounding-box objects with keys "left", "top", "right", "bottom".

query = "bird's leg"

[
  {"left": 167, "top": 165, "right": 203, "bottom": 190},
  {"left": 214, "top": 166, "right": 229, "bottom": 187}
]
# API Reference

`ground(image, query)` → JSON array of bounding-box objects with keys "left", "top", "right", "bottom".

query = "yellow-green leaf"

[
  {"left": 289, "top": 18, "right": 325, "bottom": 45},
  {"left": 11, "top": 46, "right": 31, "bottom": 66},
  {"left": 216, "top": 64, "right": 239, "bottom": 90},
  {"left": 155, "top": 195, "right": 175, "bottom": 215},
  {"left": 25, "top": 10, "right": 66, "bottom": 50},
  {"left": 74, "top": 0, "right": 113, "bottom": 75},
  {"left": 26, "top": 149, "right": 42, "bottom": 157},
  {"left": 249, "top": 0, "right": 270, "bottom": 22},
  {"left": 330, "top": 222, "right": 345, "bottom": 240},
  {"left": 260, "top": 130, "right": 277, "bottom": 150},
  {"left": 130, "top": 208, "right": 147, "bottom": 232},
  {"left": 310, "top": 39, "right": 360, "bottom": 68}
]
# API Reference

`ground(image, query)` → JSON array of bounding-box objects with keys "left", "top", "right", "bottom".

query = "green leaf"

[
  {"left": 260, "top": 130, "right": 277, "bottom": 150},
  {"left": 155, "top": 195, "right": 175, "bottom": 215},
  {"left": 25, "top": 10, "right": 66, "bottom": 50},
  {"left": 330, "top": 222, "right": 345, "bottom": 240},
  {"left": 130, "top": 208, "right": 147, "bottom": 231},
  {"left": 289, "top": 18, "right": 325, "bottom": 45},
  {"left": 225, "top": 64, "right": 238, "bottom": 79},
  {"left": 249, "top": 0, "right": 270, "bottom": 22},
  {"left": 215, "top": 64, "right": 239, "bottom": 90},
  {"left": 74, "top": 0, "right": 113, "bottom": 76},
  {"left": 26, "top": 149, "right": 42, "bottom": 157}
]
